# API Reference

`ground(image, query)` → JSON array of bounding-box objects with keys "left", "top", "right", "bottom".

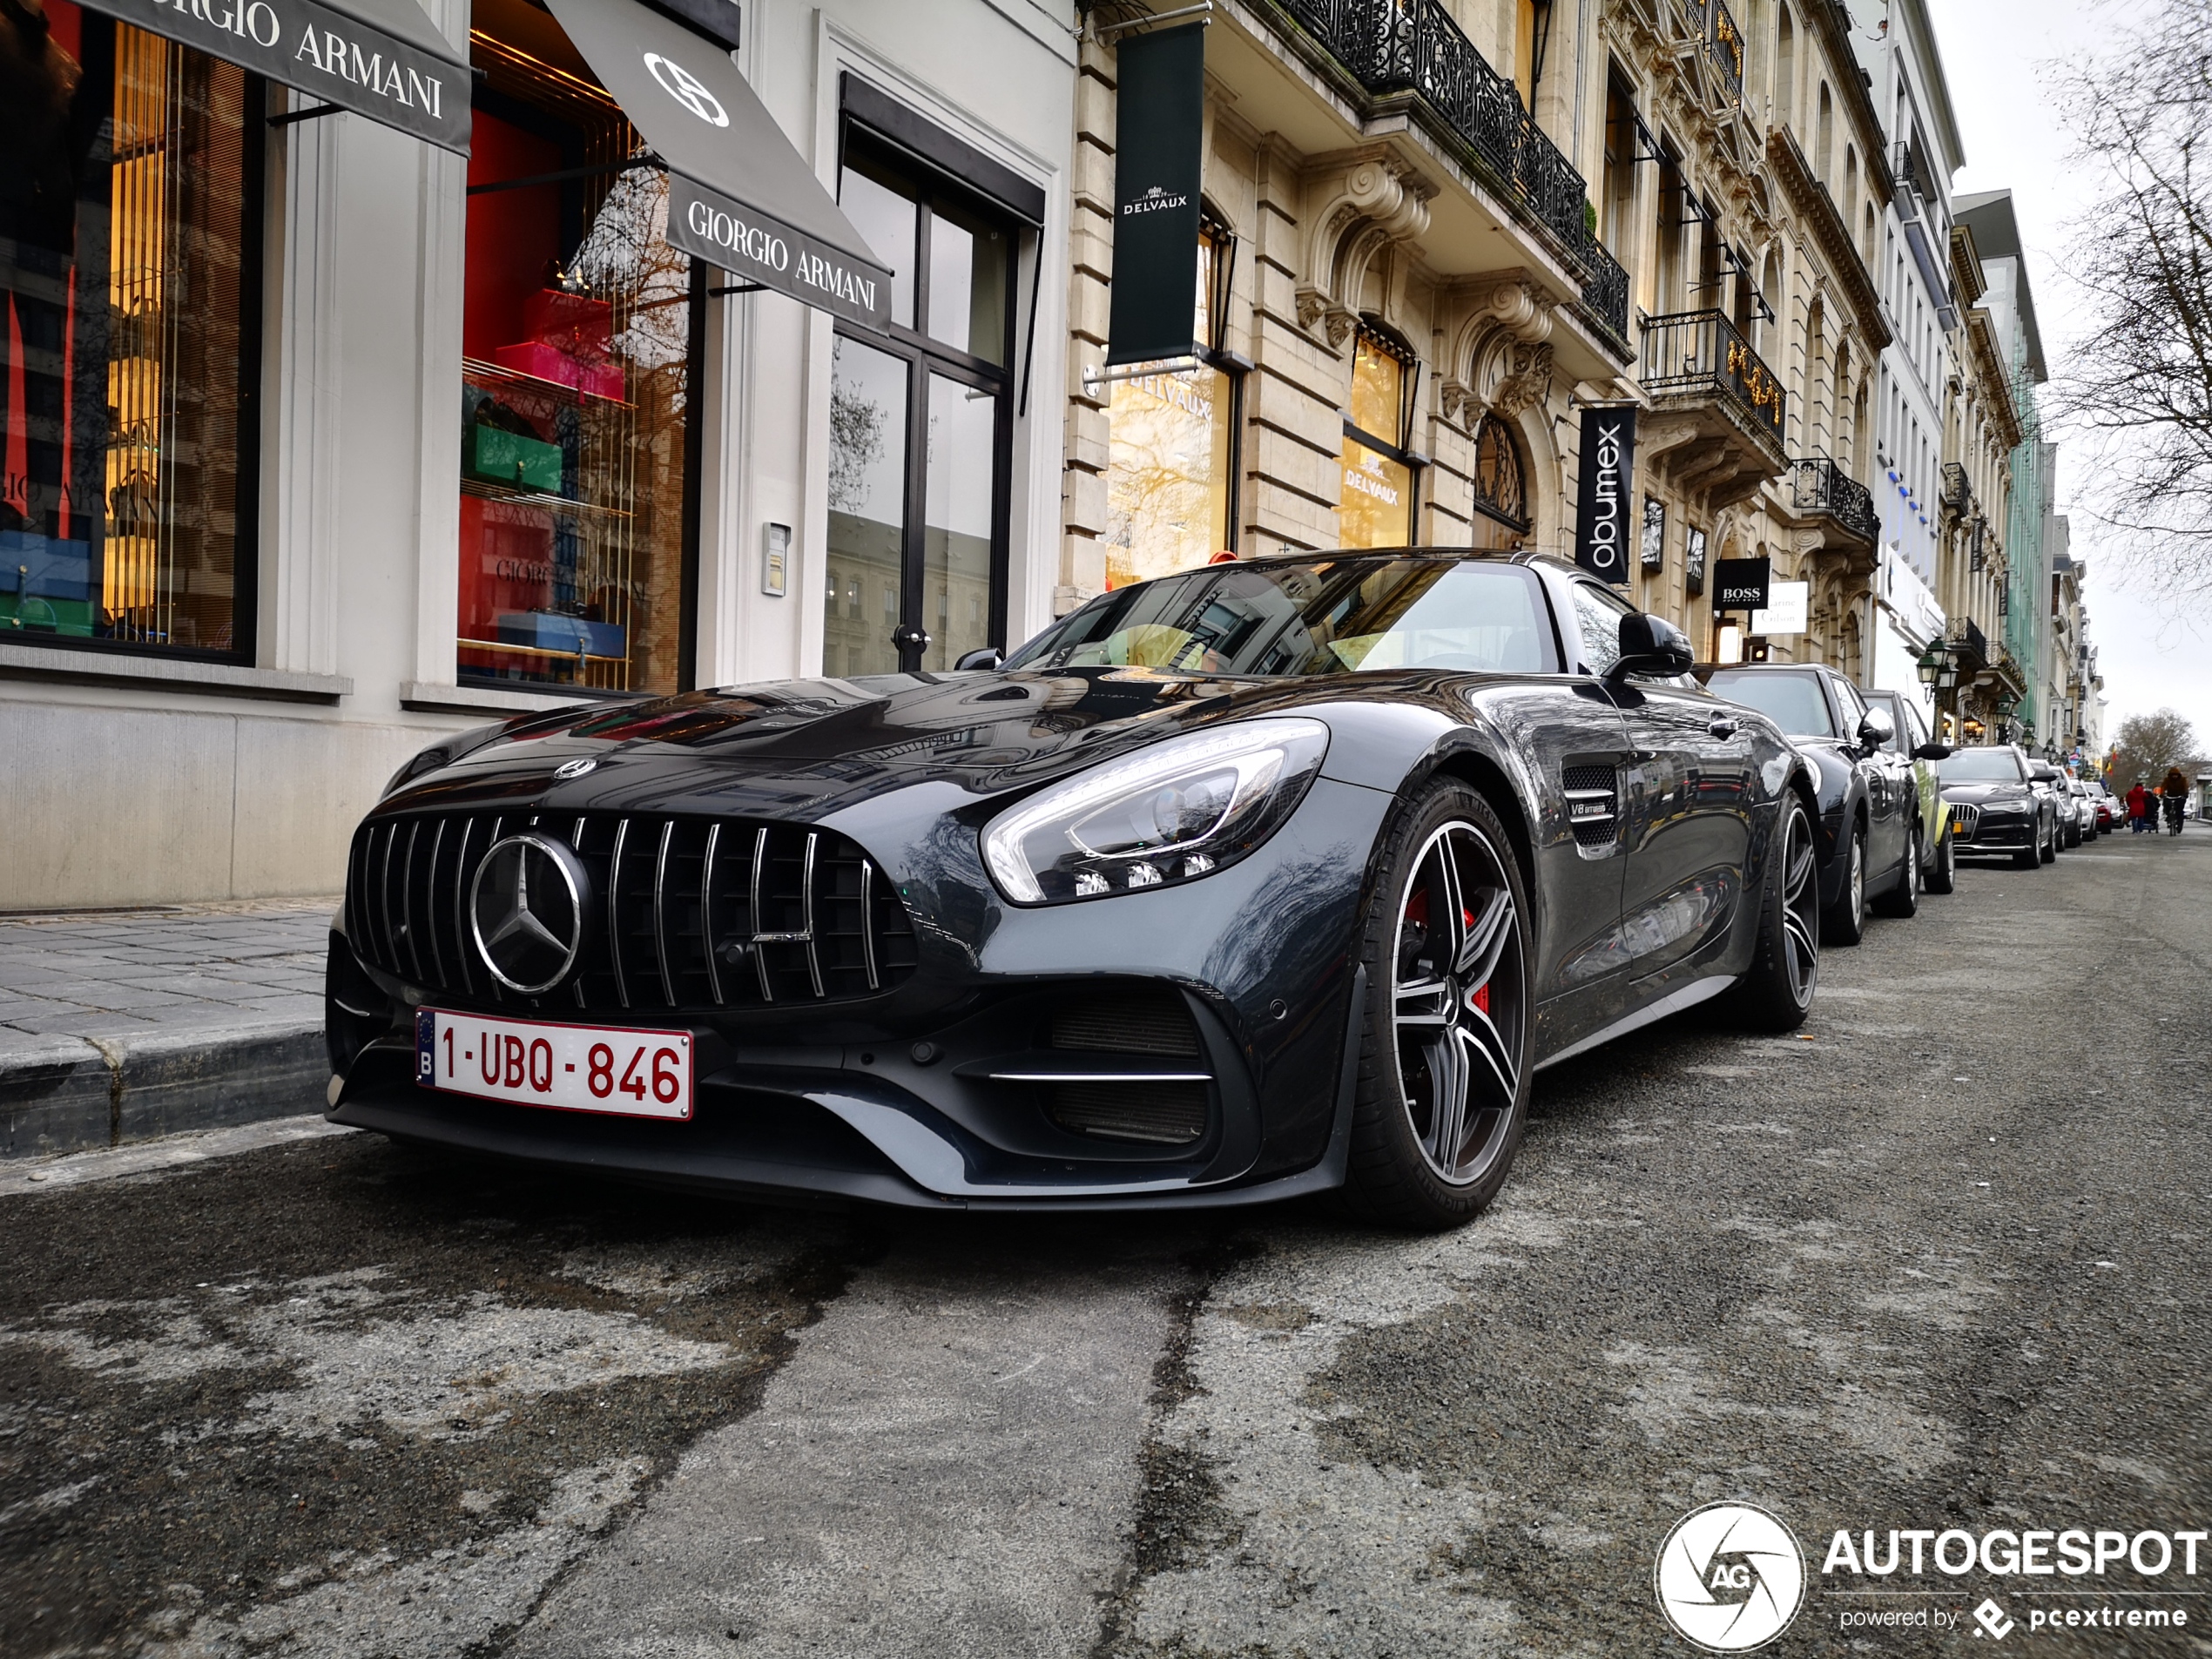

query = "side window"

[
  {"left": 1832, "top": 678, "right": 1867, "bottom": 732},
  {"left": 1568, "top": 582, "right": 1636, "bottom": 676}
]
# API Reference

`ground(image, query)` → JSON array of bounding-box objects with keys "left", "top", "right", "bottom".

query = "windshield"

[
  {"left": 1004, "top": 559, "right": 1558, "bottom": 678},
  {"left": 1939, "top": 748, "right": 2026, "bottom": 783},
  {"left": 1706, "top": 671, "right": 1834, "bottom": 738}
]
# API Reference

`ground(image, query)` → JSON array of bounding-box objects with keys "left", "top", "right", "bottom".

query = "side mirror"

[
  {"left": 1856, "top": 705, "right": 1896, "bottom": 753},
  {"left": 954, "top": 646, "right": 1004, "bottom": 671},
  {"left": 1608, "top": 612, "right": 1693, "bottom": 684},
  {"left": 1912, "top": 741, "right": 1952, "bottom": 761}
]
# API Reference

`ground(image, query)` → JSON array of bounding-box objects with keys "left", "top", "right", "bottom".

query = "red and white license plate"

[{"left": 415, "top": 1008, "right": 693, "bottom": 1121}]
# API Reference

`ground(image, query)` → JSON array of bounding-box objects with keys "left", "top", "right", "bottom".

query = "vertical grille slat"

[
  {"left": 859, "top": 860, "right": 880, "bottom": 992},
  {"left": 652, "top": 819, "right": 677, "bottom": 1008},
  {"left": 607, "top": 818, "right": 631, "bottom": 1009},
  {"left": 750, "top": 826, "right": 774, "bottom": 1003},
  {"left": 345, "top": 810, "right": 915, "bottom": 1011},
  {"left": 701, "top": 824, "right": 725, "bottom": 1008}
]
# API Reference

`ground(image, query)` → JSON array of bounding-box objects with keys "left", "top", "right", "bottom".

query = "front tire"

[
  {"left": 1824, "top": 820, "right": 1867, "bottom": 945},
  {"left": 2040, "top": 818, "right": 2058, "bottom": 863},
  {"left": 1724, "top": 794, "right": 1819, "bottom": 1031},
  {"left": 1873, "top": 823, "right": 1920, "bottom": 917},
  {"left": 1343, "top": 784, "right": 1533, "bottom": 1231},
  {"left": 1925, "top": 823, "right": 1957, "bottom": 894}
]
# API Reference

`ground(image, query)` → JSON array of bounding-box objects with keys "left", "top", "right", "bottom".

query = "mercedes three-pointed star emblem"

[{"left": 469, "top": 834, "right": 590, "bottom": 995}]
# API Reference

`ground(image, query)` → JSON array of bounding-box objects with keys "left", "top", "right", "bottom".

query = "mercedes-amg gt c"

[{"left": 327, "top": 550, "right": 1823, "bottom": 1228}]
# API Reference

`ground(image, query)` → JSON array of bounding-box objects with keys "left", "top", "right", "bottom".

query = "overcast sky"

[{"left": 1925, "top": 0, "right": 2206, "bottom": 747}]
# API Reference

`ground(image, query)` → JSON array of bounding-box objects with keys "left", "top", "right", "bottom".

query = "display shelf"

[
  {"left": 462, "top": 354, "right": 631, "bottom": 409},
  {"left": 459, "top": 475, "right": 632, "bottom": 518}
]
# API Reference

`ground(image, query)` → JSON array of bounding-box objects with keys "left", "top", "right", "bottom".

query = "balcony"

[
  {"left": 1674, "top": 0, "right": 1745, "bottom": 105},
  {"left": 1271, "top": 0, "right": 1631, "bottom": 345},
  {"left": 1637, "top": 310, "right": 1790, "bottom": 504},
  {"left": 1940, "top": 461, "right": 1975, "bottom": 517},
  {"left": 1788, "top": 455, "right": 1882, "bottom": 560},
  {"left": 1950, "top": 617, "right": 1989, "bottom": 667}
]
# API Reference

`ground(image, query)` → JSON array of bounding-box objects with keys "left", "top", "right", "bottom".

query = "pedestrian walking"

[{"left": 2128, "top": 780, "right": 2153, "bottom": 833}]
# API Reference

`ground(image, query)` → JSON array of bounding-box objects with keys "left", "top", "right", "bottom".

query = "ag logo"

[
  {"left": 1654, "top": 1502, "right": 1806, "bottom": 1652},
  {"left": 644, "top": 52, "right": 728, "bottom": 126}
]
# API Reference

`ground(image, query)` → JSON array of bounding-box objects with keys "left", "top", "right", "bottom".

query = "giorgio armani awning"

[
  {"left": 80, "top": 0, "right": 471, "bottom": 152},
  {"left": 545, "top": 0, "right": 893, "bottom": 333}
]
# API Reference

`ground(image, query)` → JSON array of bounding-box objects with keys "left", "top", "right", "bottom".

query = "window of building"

[
  {"left": 1469, "top": 415, "right": 1529, "bottom": 549},
  {"left": 828, "top": 137, "right": 1015, "bottom": 675},
  {"left": 1640, "top": 496, "right": 1666, "bottom": 571},
  {"left": 1601, "top": 75, "right": 1642, "bottom": 280},
  {"left": 1103, "top": 216, "right": 1241, "bottom": 589},
  {"left": 458, "top": 0, "right": 702, "bottom": 695},
  {"left": 1339, "top": 327, "right": 1420, "bottom": 550},
  {"left": 2, "top": 3, "right": 263, "bottom": 657}
]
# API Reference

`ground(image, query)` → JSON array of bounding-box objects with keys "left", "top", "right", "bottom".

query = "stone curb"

[{"left": 0, "top": 1019, "right": 329, "bottom": 1160}]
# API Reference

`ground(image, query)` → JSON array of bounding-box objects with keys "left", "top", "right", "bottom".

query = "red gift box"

[{"left": 523, "top": 288, "right": 612, "bottom": 354}]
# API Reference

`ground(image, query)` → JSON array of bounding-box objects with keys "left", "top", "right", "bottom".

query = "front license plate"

[{"left": 415, "top": 1008, "right": 692, "bottom": 1121}]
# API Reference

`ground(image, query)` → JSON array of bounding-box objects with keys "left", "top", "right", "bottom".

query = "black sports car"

[
  {"left": 1703, "top": 663, "right": 1927, "bottom": 944},
  {"left": 327, "top": 551, "right": 1824, "bottom": 1228}
]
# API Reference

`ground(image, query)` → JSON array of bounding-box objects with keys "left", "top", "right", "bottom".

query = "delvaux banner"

[
  {"left": 1106, "top": 24, "right": 1206, "bottom": 367},
  {"left": 1573, "top": 405, "right": 1637, "bottom": 584}
]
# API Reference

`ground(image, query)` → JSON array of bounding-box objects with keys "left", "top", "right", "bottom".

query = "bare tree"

[
  {"left": 2106, "top": 707, "right": 2201, "bottom": 786},
  {"left": 2049, "top": 0, "right": 2212, "bottom": 596}
]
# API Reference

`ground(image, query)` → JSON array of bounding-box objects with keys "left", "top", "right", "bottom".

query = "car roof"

[{"left": 1239, "top": 544, "right": 1548, "bottom": 570}]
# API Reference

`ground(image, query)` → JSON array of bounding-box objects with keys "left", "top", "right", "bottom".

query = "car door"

[
  {"left": 1832, "top": 676, "right": 1907, "bottom": 884},
  {"left": 1572, "top": 579, "right": 1755, "bottom": 989}
]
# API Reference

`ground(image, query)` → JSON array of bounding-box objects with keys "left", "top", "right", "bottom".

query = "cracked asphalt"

[{"left": 3, "top": 830, "right": 2208, "bottom": 1656}]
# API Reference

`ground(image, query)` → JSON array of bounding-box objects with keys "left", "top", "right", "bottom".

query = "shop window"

[
  {"left": 1469, "top": 415, "right": 1529, "bottom": 550},
  {"left": 457, "top": 0, "right": 703, "bottom": 695},
  {"left": 1103, "top": 218, "right": 1240, "bottom": 589},
  {"left": 1339, "top": 327, "right": 1420, "bottom": 550},
  {"left": 1640, "top": 496, "right": 1666, "bottom": 571},
  {"left": 828, "top": 138, "right": 1013, "bottom": 675},
  {"left": 1, "top": 3, "right": 261, "bottom": 656}
]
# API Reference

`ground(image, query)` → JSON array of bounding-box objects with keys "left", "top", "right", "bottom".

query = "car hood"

[
  {"left": 381, "top": 668, "right": 1418, "bottom": 820},
  {"left": 1942, "top": 780, "right": 2034, "bottom": 803}
]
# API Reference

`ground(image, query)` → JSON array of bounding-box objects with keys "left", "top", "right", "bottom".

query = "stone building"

[{"left": 1062, "top": 0, "right": 1896, "bottom": 677}]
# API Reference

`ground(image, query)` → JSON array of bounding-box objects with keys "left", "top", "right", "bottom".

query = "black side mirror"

[
  {"left": 1608, "top": 612, "right": 1693, "bottom": 685},
  {"left": 1912, "top": 742, "right": 1952, "bottom": 761},
  {"left": 954, "top": 646, "right": 1004, "bottom": 671}
]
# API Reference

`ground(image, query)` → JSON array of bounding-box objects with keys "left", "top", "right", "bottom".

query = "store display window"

[
  {"left": 1103, "top": 219, "right": 1239, "bottom": 588},
  {"left": 1339, "top": 327, "right": 1420, "bottom": 550},
  {"left": 458, "top": 0, "right": 702, "bottom": 693},
  {"left": 1, "top": 1, "right": 260, "bottom": 655}
]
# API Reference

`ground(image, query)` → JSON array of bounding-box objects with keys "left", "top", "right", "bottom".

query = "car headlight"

[
  {"left": 981, "top": 718, "right": 1330, "bottom": 905},
  {"left": 1981, "top": 800, "right": 2028, "bottom": 815}
]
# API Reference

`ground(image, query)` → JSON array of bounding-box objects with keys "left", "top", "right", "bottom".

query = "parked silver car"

[{"left": 2063, "top": 778, "right": 2101, "bottom": 843}]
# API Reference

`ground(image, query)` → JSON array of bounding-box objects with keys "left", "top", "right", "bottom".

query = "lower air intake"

[{"left": 1049, "top": 1081, "right": 1209, "bottom": 1145}]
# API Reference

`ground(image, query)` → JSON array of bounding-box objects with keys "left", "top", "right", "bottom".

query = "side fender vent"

[{"left": 1561, "top": 765, "right": 1622, "bottom": 850}]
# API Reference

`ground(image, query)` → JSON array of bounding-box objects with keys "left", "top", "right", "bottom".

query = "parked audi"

[
  {"left": 327, "top": 550, "right": 1824, "bottom": 1231},
  {"left": 1939, "top": 745, "right": 2058, "bottom": 867},
  {"left": 1704, "top": 663, "right": 1927, "bottom": 942}
]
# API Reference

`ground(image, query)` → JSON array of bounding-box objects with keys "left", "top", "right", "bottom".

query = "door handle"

[{"left": 1707, "top": 717, "right": 1738, "bottom": 738}]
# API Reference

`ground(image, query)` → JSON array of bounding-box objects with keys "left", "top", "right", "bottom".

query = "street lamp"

[{"left": 1917, "top": 648, "right": 1943, "bottom": 685}]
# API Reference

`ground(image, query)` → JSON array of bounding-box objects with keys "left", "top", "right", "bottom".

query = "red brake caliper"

[{"left": 1464, "top": 907, "right": 1490, "bottom": 1014}]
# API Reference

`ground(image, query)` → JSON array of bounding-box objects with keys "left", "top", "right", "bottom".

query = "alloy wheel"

[
  {"left": 1849, "top": 833, "right": 1865, "bottom": 924},
  {"left": 1391, "top": 820, "right": 1527, "bottom": 1187},
  {"left": 1780, "top": 802, "right": 1819, "bottom": 1005}
]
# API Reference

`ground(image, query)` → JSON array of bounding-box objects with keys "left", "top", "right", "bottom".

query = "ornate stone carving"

[
  {"left": 1295, "top": 286, "right": 1329, "bottom": 334},
  {"left": 1492, "top": 344, "right": 1555, "bottom": 418},
  {"left": 1322, "top": 304, "right": 1359, "bottom": 351},
  {"left": 1438, "top": 377, "right": 1479, "bottom": 426}
]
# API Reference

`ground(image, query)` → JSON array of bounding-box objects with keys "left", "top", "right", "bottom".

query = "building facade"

[{"left": 3, "top": 0, "right": 1079, "bottom": 907}]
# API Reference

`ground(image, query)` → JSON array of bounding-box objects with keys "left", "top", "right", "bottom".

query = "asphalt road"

[{"left": 4, "top": 826, "right": 2209, "bottom": 1657}]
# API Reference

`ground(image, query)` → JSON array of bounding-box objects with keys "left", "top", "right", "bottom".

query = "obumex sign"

[{"left": 1574, "top": 406, "right": 1637, "bottom": 585}]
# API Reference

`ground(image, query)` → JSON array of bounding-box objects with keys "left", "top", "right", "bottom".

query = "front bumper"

[{"left": 326, "top": 777, "right": 1393, "bottom": 1208}]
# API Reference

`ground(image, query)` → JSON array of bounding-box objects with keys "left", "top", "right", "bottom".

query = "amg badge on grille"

[{"left": 469, "top": 834, "right": 590, "bottom": 994}]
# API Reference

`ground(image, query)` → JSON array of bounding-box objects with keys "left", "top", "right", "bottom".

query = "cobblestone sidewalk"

[
  {"left": 0, "top": 900, "right": 338, "bottom": 1156},
  {"left": 0, "top": 899, "right": 334, "bottom": 1056}
]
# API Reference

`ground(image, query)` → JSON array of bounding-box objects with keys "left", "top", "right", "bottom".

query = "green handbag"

[{"left": 466, "top": 423, "right": 563, "bottom": 494}]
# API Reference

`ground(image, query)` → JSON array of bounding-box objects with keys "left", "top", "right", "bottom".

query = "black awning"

[
  {"left": 80, "top": 0, "right": 471, "bottom": 153},
  {"left": 546, "top": 0, "right": 891, "bottom": 333}
]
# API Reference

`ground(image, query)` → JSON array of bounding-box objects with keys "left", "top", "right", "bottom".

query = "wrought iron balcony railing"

[
  {"left": 1673, "top": 0, "right": 1745, "bottom": 104},
  {"left": 1791, "top": 456, "right": 1881, "bottom": 543},
  {"left": 1638, "top": 310, "right": 1787, "bottom": 442},
  {"left": 1950, "top": 617, "right": 1989, "bottom": 664},
  {"left": 1272, "top": 0, "right": 1630, "bottom": 343}
]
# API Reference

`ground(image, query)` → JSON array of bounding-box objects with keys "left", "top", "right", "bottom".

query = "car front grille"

[
  {"left": 346, "top": 810, "right": 919, "bottom": 1011},
  {"left": 1949, "top": 804, "right": 1979, "bottom": 840}
]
